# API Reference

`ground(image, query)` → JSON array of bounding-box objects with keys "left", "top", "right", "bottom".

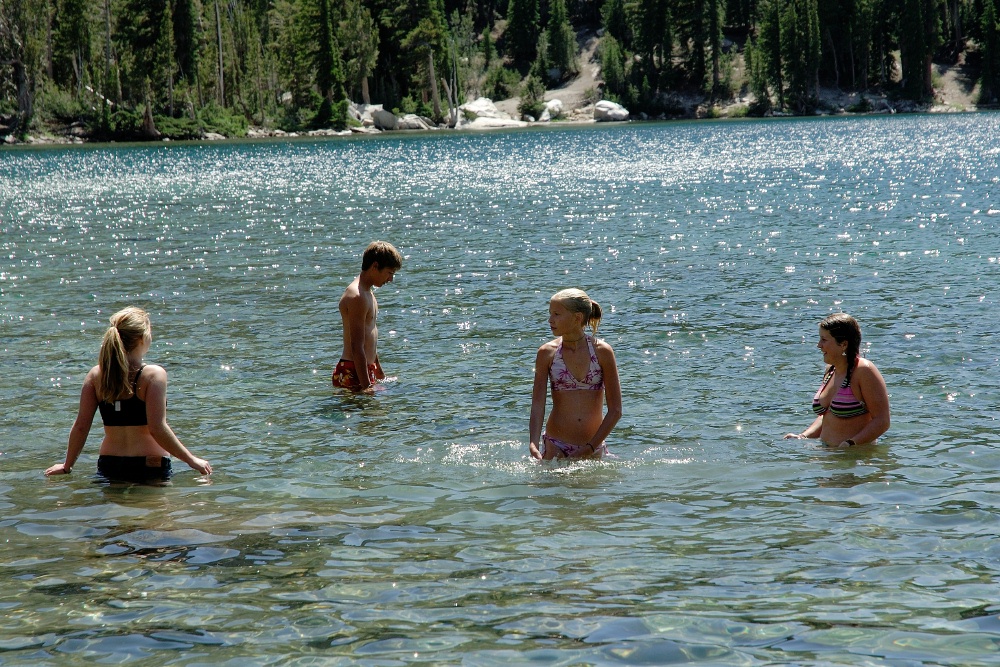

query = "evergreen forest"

[{"left": 2, "top": 0, "right": 1000, "bottom": 141}]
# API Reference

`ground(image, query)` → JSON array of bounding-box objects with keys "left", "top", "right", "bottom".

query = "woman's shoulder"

[
  {"left": 535, "top": 339, "right": 559, "bottom": 364},
  {"left": 592, "top": 336, "right": 615, "bottom": 354},
  {"left": 138, "top": 363, "right": 168, "bottom": 383},
  {"left": 537, "top": 338, "right": 560, "bottom": 353},
  {"left": 854, "top": 357, "right": 884, "bottom": 382}
]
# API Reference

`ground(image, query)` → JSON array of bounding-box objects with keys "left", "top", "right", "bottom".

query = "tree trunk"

[
  {"left": 14, "top": 60, "right": 32, "bottom": 134},
  {"left": 104, "top": 0, "right": 112, "bottom": 120},
  {"left": 824, "top": 26, "right": 839, "bottom": 89},
  {"left": 45, "top": 0, "right": 54, "bottom": 79},
  {"left": 923, "top": 54, "right": 934, "bottom": 98},
  {"left": 215, "top": 0, "right": 225, "bottom": 105},
  {"left": 429, "top": 51, "right": 441, "bottom": 121},
  {"left": 952, "top": 0, "right": 962, "bottom": 56}
]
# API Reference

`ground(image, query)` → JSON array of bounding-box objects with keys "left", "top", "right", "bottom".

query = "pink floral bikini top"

[{"left": 549, "top": 336, "right": 604, "bottom": 391}]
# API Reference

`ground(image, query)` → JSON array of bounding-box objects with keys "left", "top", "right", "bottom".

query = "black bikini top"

[{"left": 98, "top": 365, "right": 147, "bottom": 426}]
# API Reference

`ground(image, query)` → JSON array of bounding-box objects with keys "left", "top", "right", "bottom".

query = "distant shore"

[{"left": 2, "top": 85, "right": 991, "bottom": 149}]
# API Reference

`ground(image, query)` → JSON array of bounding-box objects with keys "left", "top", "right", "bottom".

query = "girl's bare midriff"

[
  {"left": 820, "top": 412, "right": 873, "bottom": 446},
  {"left": 99, "top": 426, "right": 172, "bottom": 458},
  {"left": 546, "top": 389, "right": 605, "bottom": 445}
]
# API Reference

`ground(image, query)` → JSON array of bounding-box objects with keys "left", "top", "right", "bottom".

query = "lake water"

[{"left": 2, "top": 113, "right": 1000, "bottom": 666}]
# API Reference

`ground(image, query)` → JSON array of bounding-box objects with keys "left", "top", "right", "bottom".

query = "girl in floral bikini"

[{"left": 529, "top": 289, "right": 622, "bottom": 460}]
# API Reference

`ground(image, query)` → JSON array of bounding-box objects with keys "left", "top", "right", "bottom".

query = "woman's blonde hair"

[
  {"left": 551, "top": 288, "right": 603, "bottom": 336},
  {"left": 96, "top": 307, "right": 150, "bottom": 402}
]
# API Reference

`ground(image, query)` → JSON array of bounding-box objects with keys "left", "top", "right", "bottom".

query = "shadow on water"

[{"left": 808, "top": 443, "right": 899, "bottom": 488}]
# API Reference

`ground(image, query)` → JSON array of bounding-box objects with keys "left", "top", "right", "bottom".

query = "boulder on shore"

[
  {"left": 372, "top": 108, "right": 398, "bottom": 131},
  {"left": 397, "top": 114, "right": 434, "bottom": 130},
  {"left": 594, "top": 100, "right": 630, "bottom": 122},
  {"left": 459, "top": 97, "right": 508, "bottom": 120},
  {"left": 350, "top": 103, "right": 385, "bottom": 128},
  {"left": 462, "top": 116, "right": 528, "bottom": 130}
]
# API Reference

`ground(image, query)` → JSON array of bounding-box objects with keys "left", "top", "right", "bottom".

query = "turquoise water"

[{"left": 2, "top": 114, "right": 999, "bottom": 665}]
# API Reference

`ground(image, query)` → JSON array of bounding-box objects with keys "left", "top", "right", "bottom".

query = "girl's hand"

[
  {"left": 783, "top": 433, "right": 806, "bottom": 439},
  {"left": 44, "top": 463, "right": 71, "bottom": 476},
  {"left": 529, "top": 442, "right": 542, "bottom": 460},
  {"left": 189, "top": 458, "right": 213, "bottom": 475}
]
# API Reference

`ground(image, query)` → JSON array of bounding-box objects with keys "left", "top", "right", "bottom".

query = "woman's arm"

[
  {"left": 529, "top": 346, "right": 552, "bottom": 460},
  {"left": 45, "top": 367, "right": 100, "bottom": 475},
  {"left": 587, "top": 342, "right": 622, "bottom": 451},
  {"left": 840, "top": 362, "right": 890, "bottom": 446},
  {"left": 785, "top": 415, "right": 823, "bottom": 439},
  {"left": 143, "top": 366, "right": 212, "bottom": 475}
]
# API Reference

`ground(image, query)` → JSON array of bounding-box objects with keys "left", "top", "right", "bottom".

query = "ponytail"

[
  {"left": 588, "top": 300, "right": 603, "bottom": 337},
  {"left": 95, "top": 307, "right": 150, "bottom": 402}
]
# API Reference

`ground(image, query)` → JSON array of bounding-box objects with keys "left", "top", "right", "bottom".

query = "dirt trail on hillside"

[
  {"left": 494, "top": 32, "right": 601, "bottom": 118},
  {"left": 495, "top": 31, "right": 984, "bottom": 119}
]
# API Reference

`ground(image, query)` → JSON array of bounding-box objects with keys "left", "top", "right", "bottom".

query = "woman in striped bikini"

[
  {"left": 529, "top": 289, "right": 622, "bottom": 460},
  {"left": 785, "top": 313, "right": 890, "bottom": 447}
]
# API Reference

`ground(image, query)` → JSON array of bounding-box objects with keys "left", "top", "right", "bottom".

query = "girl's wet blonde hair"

[
  {"left": 551, "top": 288, "right": 603, "bottom": 336},
  {"left": 96, "top": 307, "right": 150, "bottom": 402}
]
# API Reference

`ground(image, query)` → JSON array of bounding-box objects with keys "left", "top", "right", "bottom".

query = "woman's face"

[
  {"left": 817, "top": 326, "right": 847, "bottom": 364},
  {"left": 549, "top": 301, "right": 583, "bottom": 337},
  {"left": 138, "top": 326, "right": 152, "bottom": 355}
]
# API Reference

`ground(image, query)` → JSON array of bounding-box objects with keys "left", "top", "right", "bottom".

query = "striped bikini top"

[
  {"left": 549, "top": 336, "right": 604, "bottom": 391},
  {"left": 812, "top": 366, "right": 867, "bottom": 418}
]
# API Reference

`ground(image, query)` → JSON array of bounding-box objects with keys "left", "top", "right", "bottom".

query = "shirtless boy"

[{"left": 332, "top": 241, "right": 403, "bottom": 392}]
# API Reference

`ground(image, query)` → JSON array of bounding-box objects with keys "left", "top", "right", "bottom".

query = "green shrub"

[
  {"left": 198, "top": 102, "right": 248, "bottom": 137},
  {"left": 395, "top": 95, "right": 433, "bottom": 118},
  {"left": 483, "top": 65, "right": 521, "bottom": 101},
  {"left": 109, "top": 108, "right": 142, "bottom": 136},
  {"left": 34, "top": 83, "right": 90, "bottom": 125},
  {"left": 153, "top": 115, "right": 202, "bottom": 140},
  {"left": 518, "top": 75, "right": 546, "bottom": 118},
  {"left": 278, "top": 105, "right": 311, "bottom": 132},
  {"left": 847, "top": 96, "right": 872, "bottom": 113}
]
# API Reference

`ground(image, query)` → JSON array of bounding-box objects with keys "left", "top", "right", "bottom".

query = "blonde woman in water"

[
  {"left": 529, "top": 289, "right": 622, "bottom": 459},
  {"left": 45, "top": 307, "right": 212, "bottom": 481}
]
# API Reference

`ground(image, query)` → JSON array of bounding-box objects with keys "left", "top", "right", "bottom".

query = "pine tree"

[
  {"left": 980, "top": 0, "right": 1000, "bottom": 104},
  {"left": 174, "top": 0, "right": 199, "bottom": 85},
  {"left": 315, "top": 0, "right": 347, "bottom": 128},
  {"left": 707, "top": 0, "right": 724, "bottom": 98},
  {"left": 756, "top": 0, "right": 784, "bottom": 108},
  {"left": 339, "top": 0, "right": 379, "bottom": 105},
  {"left": 601, "top": 0, "right": 630, "bottom": 47},
  {"left": 546, "top": 0, "right": 577, "bottom": 79},
  {"left": 506, "top": 0, "right": 539, "bottom": 70},
  {"left": 599, "top": 33, "right": 626, "bottom": 97},
  {"left": 899, "top": 0, "right": 942, "bottom": 100},
  {"left": 0, "top": 0, "right": 48, "bottom": 134},
  {"left": 635, "top": 0, "right": 672, "bottom": 90},
  {"left": 52, "top": 0, "right": 94, "bottom": 98}
]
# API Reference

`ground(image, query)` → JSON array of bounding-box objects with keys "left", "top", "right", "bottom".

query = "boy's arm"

[{"left": 345, "top": 292, "right": 374, "bottom": 390}]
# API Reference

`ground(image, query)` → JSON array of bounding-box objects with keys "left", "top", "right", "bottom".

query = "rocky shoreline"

[{"left": 1, "top": 90, "right": 986, "bottom": 147}]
